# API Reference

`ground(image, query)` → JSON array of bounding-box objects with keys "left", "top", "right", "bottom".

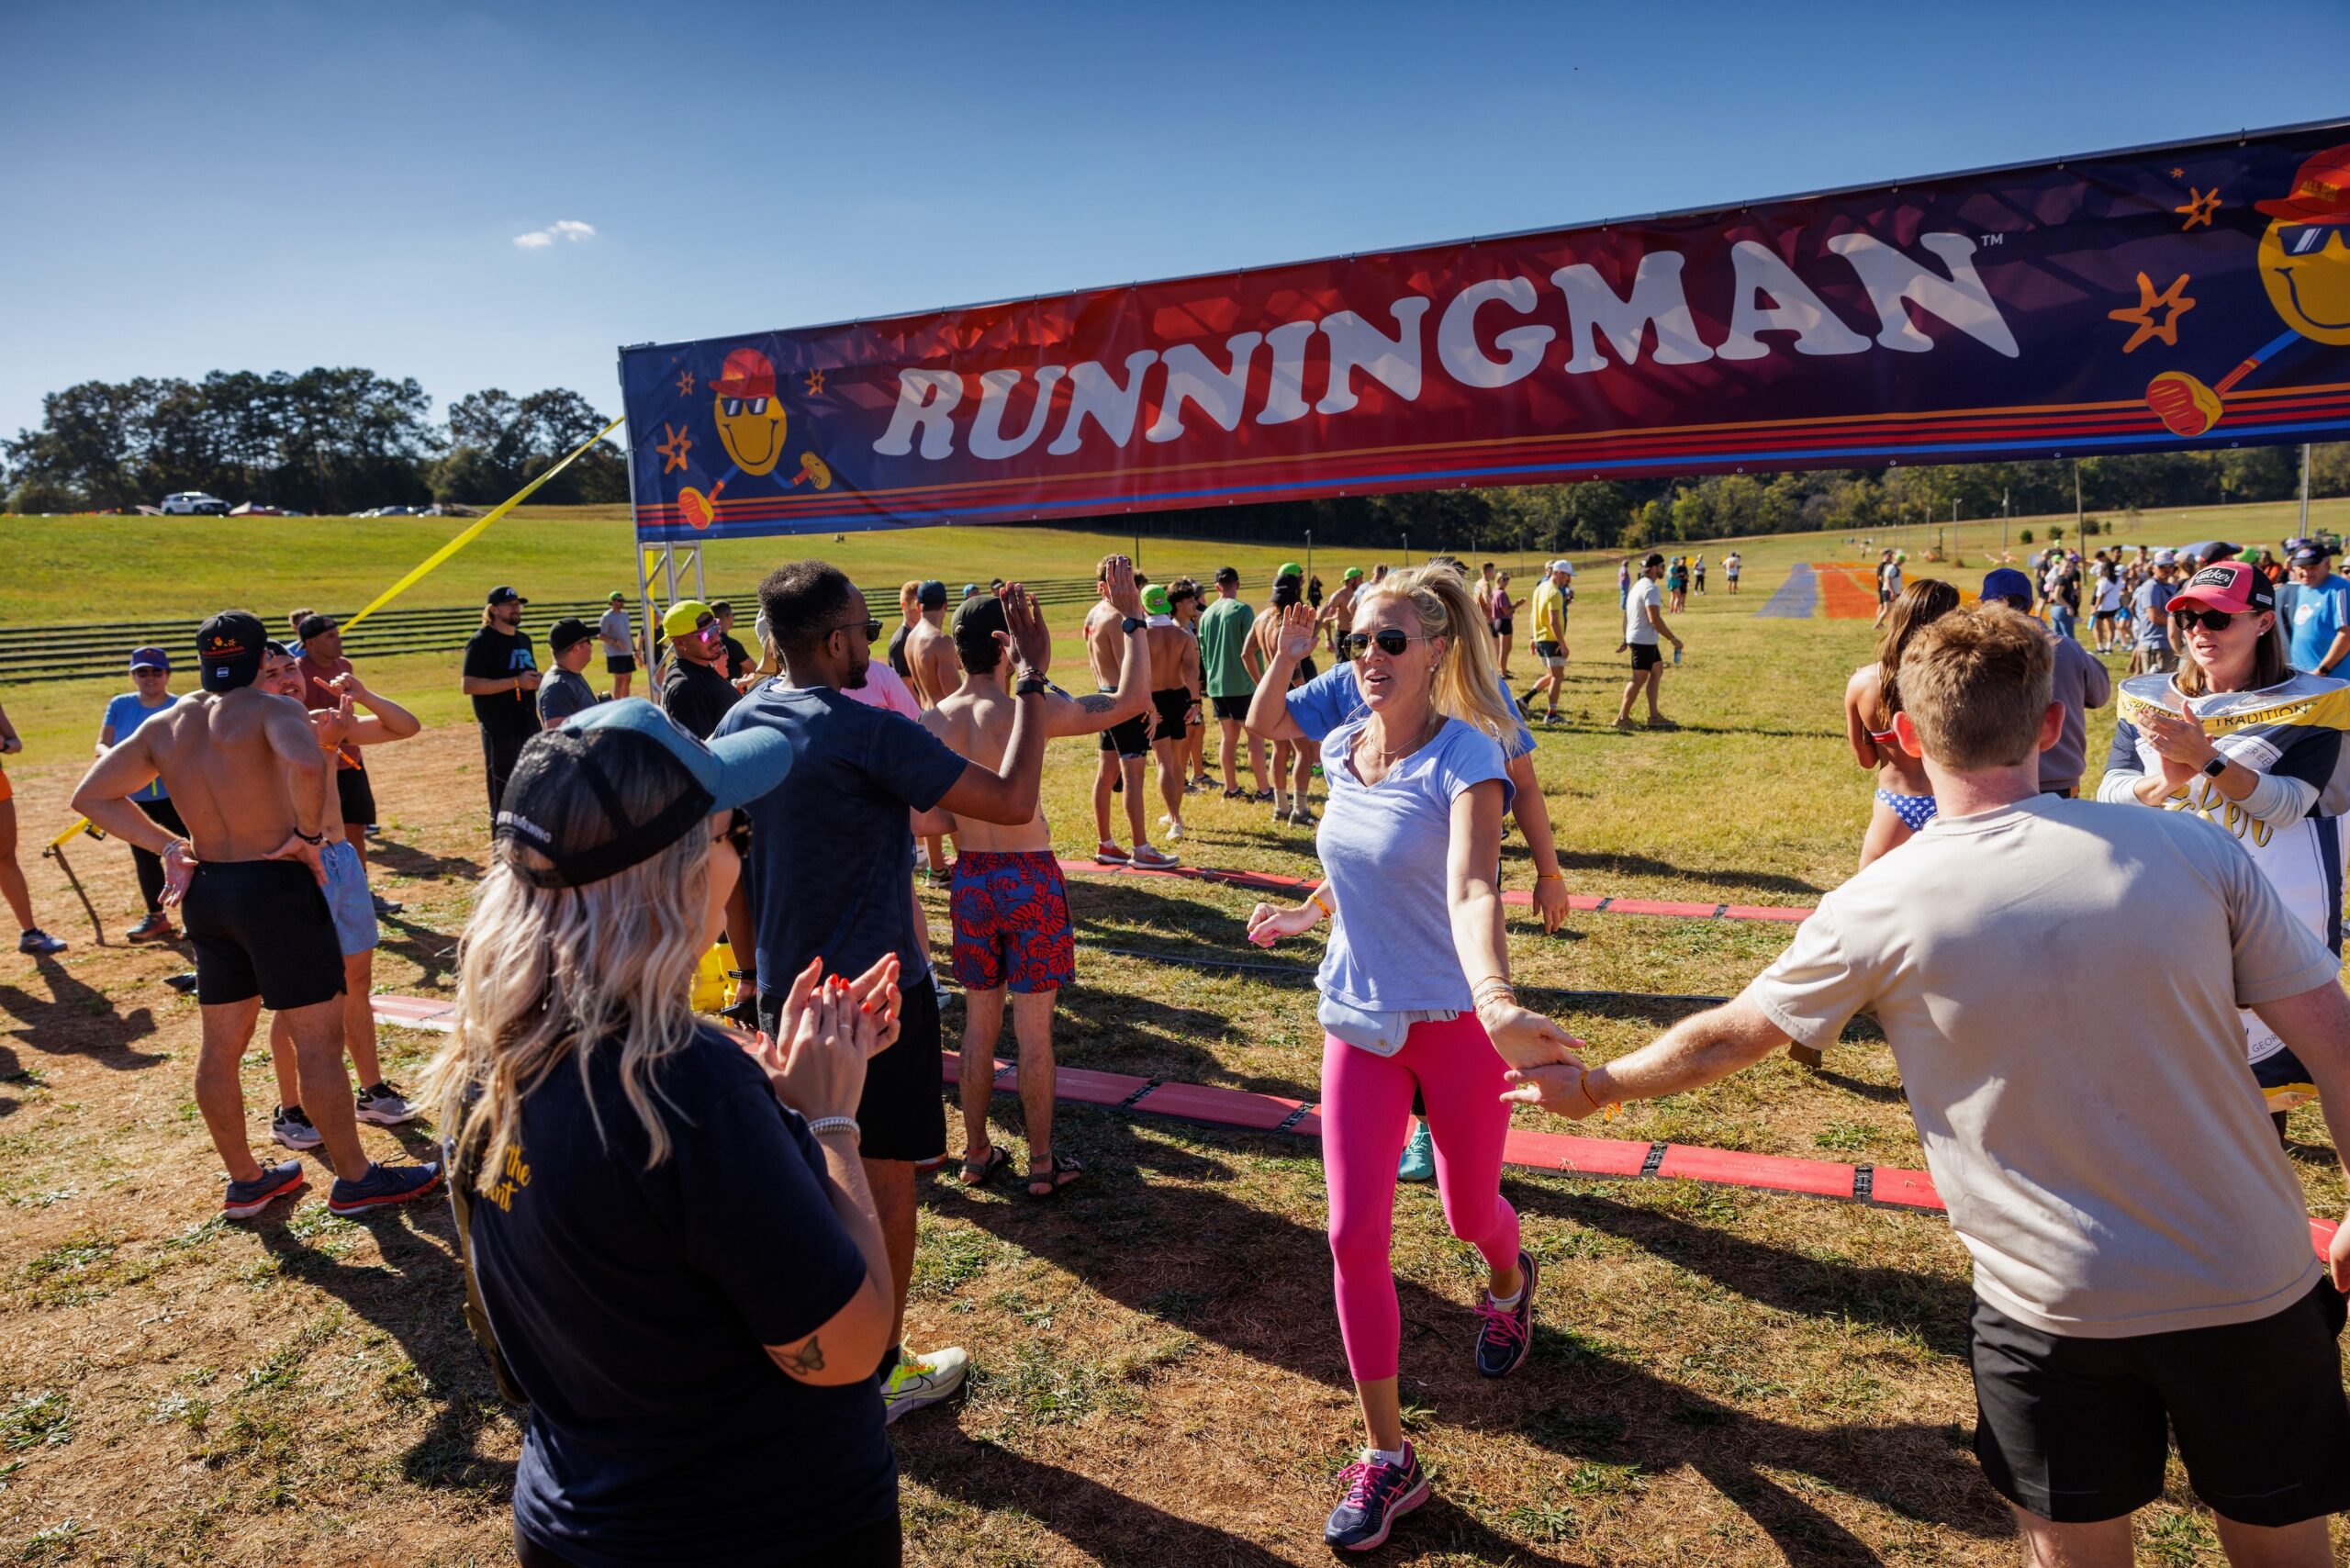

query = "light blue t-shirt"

[
  {"left": 1315, "top": 716, "right": 1514, "bottom": 1014},
  {"left": 102, "top": 691, "right": 179, "bottom": 802},
  {"left": 2288, "top": 575, "right": 2350, "bottom": 673},
  {"left": 2132, "top": 578, "right": 2174, "bottom": 650},
  {"left": 1285, "top": 663, "right": 1535, "bottom": 760}
]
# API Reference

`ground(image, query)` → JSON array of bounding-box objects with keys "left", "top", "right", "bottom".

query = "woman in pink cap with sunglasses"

[{"left": 2099, "top": 559, "right": 2350, "bottom": 1138}]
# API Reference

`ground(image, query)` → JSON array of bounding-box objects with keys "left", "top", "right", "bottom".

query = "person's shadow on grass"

[
  {"left": 254, "top": 1198, "right": 514, "bottom": 1495},
  {"left": 928, "top": 1112, "right": 2010, "bottom": 1566},
  {"left": 0, "top": 955, "right": 168, "bottom": 1070}
]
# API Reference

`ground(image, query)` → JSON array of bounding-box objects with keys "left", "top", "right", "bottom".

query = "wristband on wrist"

[
  {"left": 293, "top": 828, "right": 324, "bottom": 846},
  {"left": 1307, "top": 890, "right": 1332, "bottom": 917},
  {"left": 805, "top": 1115, "right": 859, "bottom": 1143},
  {"left": 1534, "top": 872, "right": 1564, "bottom": 883}
]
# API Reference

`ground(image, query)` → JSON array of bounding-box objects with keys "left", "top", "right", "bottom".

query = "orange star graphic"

[
  {"left": 2109, "top": 272, "right": 2195, "bottom": 353},
  {"left": 2169, "top": 166, "right": 2185, "bottom": 179},
  {"left": 2175, "top": 187, "right": 2220, "bottom": 230},
  {"left": 676, "top": 369, "right": 696, "bottom": 398},
  {"left": 804, "top": 369, "right": 825, "bottom": 396},
  {"left": 656, "top": 422, "right": 693, "bottom": 474}
]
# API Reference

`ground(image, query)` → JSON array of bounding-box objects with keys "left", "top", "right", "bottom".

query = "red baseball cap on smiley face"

[
  {"left": 2167, "top": 562, "right": 2277, "bottom": 617},
  {"left": 2256, "top": 146, "right": 2350, "bottom": 225},
  {"left": 711, "top": 347, "right": 778, "bottom": 401}
]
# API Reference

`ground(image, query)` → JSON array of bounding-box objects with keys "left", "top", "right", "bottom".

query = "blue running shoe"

[
  {"left": 1474, "top": 1249, "right": 1539, "bottom": 1379},
  {"left": 1396, "top": 1119, "right": 1436, "bottom": 1183},
  {"left": 1324, "top": 1442, "right": 1428, "bottom": 1551},
  {"left": 328, "top": 1161, "right": 442, "bottom": 1216},
  {"left": 223, "top": 1159, "right": 307, "bottom": 1220}
]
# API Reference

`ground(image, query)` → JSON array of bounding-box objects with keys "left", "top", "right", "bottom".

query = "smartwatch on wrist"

[
  {"left": 1014, "top": 673, "right": 1048, "bottom": 698},
  {"left": 1121, "top": 616, "right": 1146, "bottom": 635},
  {"left": 2200, "top": 756, "right": 2227, "bottom": 778}
]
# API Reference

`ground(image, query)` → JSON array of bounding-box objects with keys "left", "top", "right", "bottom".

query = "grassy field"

[{"left": 0, "top": 506, "right": 2343, "bottom": 1564}]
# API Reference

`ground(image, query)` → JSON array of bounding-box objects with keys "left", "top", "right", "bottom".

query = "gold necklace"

[{"left": 1360, "top": 710, "right": 1439, "bottom": 766}]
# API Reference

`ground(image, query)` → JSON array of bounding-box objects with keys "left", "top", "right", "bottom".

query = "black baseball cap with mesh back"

[
  {"left": 196, "top": 611, "right": 266, "bottom": 692},
  {"left": 493, "top": 700, "right": 793, "bottom": 889}
]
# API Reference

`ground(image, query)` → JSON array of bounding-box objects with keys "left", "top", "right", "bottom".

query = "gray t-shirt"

[
  {"left": 1316, "top": 716, "right": 1513, "bottom": 1013},
  {"left": 1749, "top": 795, "right": 2332, "bottom": 1338},
  {"left": 598, "top": 607, "right": 633, "bottom": 659},
  {"left": 537, "top": 666, "right": 598, "bottom": 725},
  {"left": 2040, "top": 627, "right": 2112, "bottom": 791}
]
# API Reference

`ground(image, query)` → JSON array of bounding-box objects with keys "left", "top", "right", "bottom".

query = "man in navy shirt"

[{"left": 717, "top": 561, "right": 1058, "bottom": 1424}]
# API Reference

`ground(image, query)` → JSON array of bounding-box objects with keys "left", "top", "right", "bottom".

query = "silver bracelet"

[{"left": 805, "top": 1115, "right": 860, "bottom": 1143}]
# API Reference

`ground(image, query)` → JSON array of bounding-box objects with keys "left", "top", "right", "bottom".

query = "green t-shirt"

[{"left": 1197, "top": 597, "right": 1257, "bottom": 699}]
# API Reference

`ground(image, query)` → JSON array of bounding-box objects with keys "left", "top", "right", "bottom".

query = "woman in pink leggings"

[{"left": 1246, "top": 564, "right": 1582, "bottom": 1552}]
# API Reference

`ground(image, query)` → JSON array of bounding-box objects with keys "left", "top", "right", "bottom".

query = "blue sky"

[{"left": 3, "top": 0, "right": 2344, "bottom": 442}]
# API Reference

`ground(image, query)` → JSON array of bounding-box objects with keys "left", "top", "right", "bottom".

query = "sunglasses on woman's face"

[
  {"left": 1337, "top": 629, "right": 1429, "bottom": 661},
  {"left": 2172, "top": 608, "right": 2250, "bottom": 633},
  {"left": 713, "top": 809, "right": 752, "bottom": 853}
]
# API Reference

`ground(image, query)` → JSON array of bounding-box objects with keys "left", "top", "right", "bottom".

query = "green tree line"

[
  {"left": 1112, "top": 443, "right": 2350, "bottom": 557},
  {"left": 1, "top": 369, "right": 629, "bottom": 515}
]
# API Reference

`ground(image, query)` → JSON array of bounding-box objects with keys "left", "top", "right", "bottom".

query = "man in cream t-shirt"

[{"left": 1509, "top": 605, "right": 2350, "bottom": 1562}]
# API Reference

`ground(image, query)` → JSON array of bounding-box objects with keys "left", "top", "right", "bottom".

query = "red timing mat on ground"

[{"left": 1057, "top": 858, "right": 1818, "bottom": 923}]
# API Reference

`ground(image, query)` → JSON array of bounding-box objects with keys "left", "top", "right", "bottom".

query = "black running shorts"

[
  {"left": 760, "top": 970, "right": 944, "bottom": 1163},
  {"left": 605, "top": 654, "right": 637, "bottom": 674},
  {"left": 1969, "top": 1281, "right": 2350, "bottom": 1526},
  {"left": 1151, "top": 689, "right": 1189, "bottom": 745},
  {"left": 1098, "top": 711, "right": 1153, "bottom": 759},
  {"left": 184, "top": 859, "right": 346, "bottom": 1010},
  {"left": 1630, "top": 642, "right": 1664, "bottom": 671},
  {"left": 335, "top": 765, "right": 377, "bottom": 828},
  {"left": 1210, "top": 694, "right": 1249, "bottom": 722}
]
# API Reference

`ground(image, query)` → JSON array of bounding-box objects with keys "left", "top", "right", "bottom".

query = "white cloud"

[{"left": 512, "top": 219, "right": 596, "bottom": 250}]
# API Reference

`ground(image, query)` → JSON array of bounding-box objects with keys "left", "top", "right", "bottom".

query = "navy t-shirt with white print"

[{"left": 464, "top": 1025, "right": 891, "bottom": 1565}]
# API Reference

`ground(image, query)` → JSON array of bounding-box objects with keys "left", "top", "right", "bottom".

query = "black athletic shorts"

[
  {"left": 1098, "top": 710, "right": 1153, "bottom": 759},
  {"left": 1151, "top": 689, "right": 1189, "bottom": 745},
  {"left": 1630, "top": 642, "right": 1664, "bottom": 671},
  {"left": 1969, "top": 1280, "right": 2350, "bottom": 1526},
  {"left": 1210, "top": 694, "right": 1249, "bottom": 722},
  {"left": 760, "top": 969, "right": 943, "bottom": 1163},
  {"left": 184, "top": 860, "right": 345, "bottom": 1010},
  {"left": 335, "top": 765, "right": 376, "bottom": 828},
  {"left": 605, "top": 654, "right": 637, "bottom": 675}
]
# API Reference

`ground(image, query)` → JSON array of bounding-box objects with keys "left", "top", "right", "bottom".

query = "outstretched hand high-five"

[
  {"left": 1100, "top": 555, "right": 1145, "bottom": 622},
  {"left": 999, "top": 582, "right": 1054, "bottom": 676},
  {"left": 1277, "top": 601, "right": 1318, "bottom": 662}
]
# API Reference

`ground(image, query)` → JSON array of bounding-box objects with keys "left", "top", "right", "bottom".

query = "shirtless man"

[
  {"left": 70, "top": 612, "right": 441, "bottom": 1220},
  {"left": 1245, "top": 565, "right": 1320, "bottom": 826},
  {"left": 903, "top": 580, "right": 957, "bottom": 882},
  {"left": 253, "top": 645, "right": 426, "bottom": 1148},
  {"left": 1321, "top": 566, "right": 1362, "bottom": 658},
  {"left": 1140, "top": 586, "right": 1201, "bottom": 844},
  {"left": 923, "top": 560, "right": 1149, "bottom": 1197},
  {"left": 1167, "top": 578, "right": 1211, "bottom": 789},
  {"left": 1083, "top": 555, "right": 1175, "bottom": 868}
]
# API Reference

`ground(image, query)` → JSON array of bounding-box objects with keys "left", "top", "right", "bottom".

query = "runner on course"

[
  {"left": 1520, "top": 562, "right": 1572, "bottom": 726},
  {"left": 923, "top": 562, "right": 1149, "bottom": 1198},
  {"left": 1246, "top": 564, "right": 1320, "bottom": 826},
  {"left": 460, "top": 586, "right": 539, "bottom": 816},
  {"left": 253, "top": 644, "right": 425, "bottom": 1145},
  {"left": 0, "top": 698, "right": 64, "bottom": 955},
  {"left": 1083, "top": 556, "right": 1175, "bottom": 867},
  {"left": 72, "top": 611, "right": 441, "bottom": 1218},
  {"left": 1142, "top": 585, "right": 1201, "bottom": 844},
  {"left": 1199, "top": 566, "right": 1269, "bottom": 800},
  {"left": 1488, "top": 572, "right": 1516, "bottom": 678},
  {"left": 1167, "top": 578, "right": 1211, "bottom": 789},
  {"left": 1615, "top": 554, "right": 1684, "bottom": 731},
  {"left": 598, "top": 591, "right": 638, "bottom": 700},
  {"left": 99, "top": 646, "right": 185, "bottom": 944},
  {"left": 1725, "top": 551, "right": 1742, "bottom": 594},
  {"left": 904, "top": 580, "right": 957, "bottom": 882}
]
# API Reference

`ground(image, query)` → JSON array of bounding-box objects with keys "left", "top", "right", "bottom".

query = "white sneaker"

[
  {"left": 881, "top": 1345, "right": 969, "bottom": 1425},
  {"left": 1288, "top": 807, "right": 1317, "bottom": 827},
  {"left": 1132, "top": 845, "right": 1180, "bottom": 868},
  {"left": 1165, "top": 821, "right": 1185, "bottom": 842}
]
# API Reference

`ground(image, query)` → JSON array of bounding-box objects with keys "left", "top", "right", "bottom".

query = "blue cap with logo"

[{"left": 1979, "top": 567, "right": 2036, "bottom": 604}]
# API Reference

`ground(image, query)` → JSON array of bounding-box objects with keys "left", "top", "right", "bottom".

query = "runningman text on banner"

[{"left": 621, "top": 121, "right": 2350, "bottom": 543}]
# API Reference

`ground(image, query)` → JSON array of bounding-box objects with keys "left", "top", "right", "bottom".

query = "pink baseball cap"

[{"left": 2167, "top": 562, "right": 2277, "bottom": 617}]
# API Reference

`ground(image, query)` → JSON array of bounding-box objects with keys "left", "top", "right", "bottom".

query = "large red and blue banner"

[{"left": 621, "top": 120, "right": 2350, "bottom": 543}]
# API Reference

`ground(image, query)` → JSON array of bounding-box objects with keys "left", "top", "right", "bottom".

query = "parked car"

[
  {"left": 228, "top": 503, "right": 285, "bottom": 517},
  {"left": 160, "top": 491, "right": 229, "bottom": 516}
]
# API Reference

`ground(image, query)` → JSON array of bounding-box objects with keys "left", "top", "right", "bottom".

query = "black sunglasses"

[
  {"left": 1337, "top": 629, "right": 1432, "bottom": 661},
  {"left": 2172, "top": 608, "right": 2247, "bottom": 633},
  {"left": 2278, "top": 223, "right": 2342, "bottom": 258},
  {"left": 829, "top": 618, "right": 884, "bottom": 644}
]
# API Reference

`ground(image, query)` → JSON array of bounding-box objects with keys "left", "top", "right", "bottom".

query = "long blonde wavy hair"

[
  {"left": 1351, "top": 563, "right": 1516, "bottom": 741},
  {"left": 420, "top": 745, "right": 714, "bottom": 1193}
]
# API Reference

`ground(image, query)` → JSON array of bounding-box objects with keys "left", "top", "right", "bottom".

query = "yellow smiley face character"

[
  {"left": 711, "top": 347, "right": 789, "bottom": 476},
  {"left": 2256, "top": 145, "right": 2350, "bottom": 346}
]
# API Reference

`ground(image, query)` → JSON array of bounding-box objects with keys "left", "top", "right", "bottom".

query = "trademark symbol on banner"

[{"left": 1978, "top": 233, "right": 2005, "bottom": 247}]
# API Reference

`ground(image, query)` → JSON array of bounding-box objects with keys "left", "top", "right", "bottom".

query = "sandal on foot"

[
  {"left": 959, "top": 1147, "right": 1011, "bottom": 1187},
  {"left": 1025, "top": 1150, "right": 1082, "bottom": 1199}
]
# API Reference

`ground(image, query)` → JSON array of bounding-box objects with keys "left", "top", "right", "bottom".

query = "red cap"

[
  {"left": 2255, "top": 145, "right": 2350, "bottom": 224},
  {"left": 2167, "top": 562, "right": 2277, "bottom": 616},
  {"left": 711, "top": 347, "right": 777, "bottom": 401}
]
